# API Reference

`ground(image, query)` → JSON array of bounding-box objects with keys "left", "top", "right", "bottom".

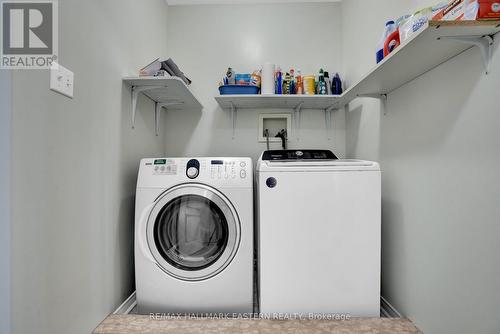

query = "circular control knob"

[{"left": 187, "top": 167, "right": 199, "bottom": 179}]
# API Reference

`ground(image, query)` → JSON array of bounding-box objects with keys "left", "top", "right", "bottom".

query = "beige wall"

[
  {"left": 10, "top": 1, "right": 169, "bottom": 333},
  {"left": 342, "top": 1, "right": 500, "bottom": 333},
  {"left": 165, "top": 3, "right": 346, "bottom": 161}
]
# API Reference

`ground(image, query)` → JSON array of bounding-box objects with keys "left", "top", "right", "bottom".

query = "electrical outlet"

[{"left": 50, "top": 63, "right": 74, "bottom": 98}]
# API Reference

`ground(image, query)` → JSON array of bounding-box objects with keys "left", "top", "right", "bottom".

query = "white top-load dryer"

[
  {"left": 256, "top": 150, "right": 381, "bottom": 317},
  {"left": 135, "top": 157, "right": 254, "bottom": 314}
]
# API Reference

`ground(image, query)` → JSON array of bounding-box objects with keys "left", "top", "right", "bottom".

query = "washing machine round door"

[{"left": 146, "top": 184, "right": 241, "bottom": 281}]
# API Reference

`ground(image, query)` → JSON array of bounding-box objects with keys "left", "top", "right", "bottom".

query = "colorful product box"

[
  {"left": 433, "top": 0, "right": 500, "bottom": 20},
  {"left": 432, "top": 0, "right": 475, "bottom": 20},
  {"left": 477, "top": 0, "right": 500, "bottom": 19}
]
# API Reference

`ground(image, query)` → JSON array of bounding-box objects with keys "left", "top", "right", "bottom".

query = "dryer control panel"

[{"left": 137, "top": 157, "right": 252, "bottom": 189}]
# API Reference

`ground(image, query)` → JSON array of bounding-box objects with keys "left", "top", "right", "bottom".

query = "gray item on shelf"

[{"left": 162, "top": 58, "right": 192, "bottom": 85}]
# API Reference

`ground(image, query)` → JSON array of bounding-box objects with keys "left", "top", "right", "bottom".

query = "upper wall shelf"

[
  {"left": 340, "top": 20, "right": 500, "bottom": 105},
  {"left": 214, "top": 21, "right": 499, "bottom": 138},
  {"left": 123, "top": 76, "right": 202, "bottom": 135},
  {"left": 215, "top": 95, "right": 341, "bottom": 137},
  {"left": 215, "top": 94, "right": 340, "bottom": 110},
  {"left": 215, "top": 20, "right": 500, "bottom": 115}
]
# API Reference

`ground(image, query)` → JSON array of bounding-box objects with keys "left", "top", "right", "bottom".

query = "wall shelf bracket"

[
  {"left": 154, "top": 101, "right": 184, "bottom": 136},
  {"left": 230, "top": 102, "right": 237, "bottom": 139},
  {"left": 439, "top": 35, "right": 494, "bottom": 74},
  {"left": 357, "top": 93, "right": 388, "bottom": 115},
  {"left": 293, "top": 102, "right": 303, "bottom": 139},
  {"left": 131, "top": 85, "right": 165, "bottom": 128},
  {"left": 357, "top": 93, "right": 388, "bottom": 101},
  {"left": 324, "top": 105, "right": 337, "bottom": 141}
]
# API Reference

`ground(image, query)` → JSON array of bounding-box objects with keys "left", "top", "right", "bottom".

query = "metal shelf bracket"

[
  {"left": 357, "top": 93, "right": 388, "bottom": 115},
  {"left": 293, "top": 102, "right": 304, "bottom": 139},
  {"left": 439, "top": 35, "right": 494, "bottom": 74},
  {"left": 324, "top": 105, "right": 337, "bottom": 141},
  {"left": 154, "top": 101, "right": 184, "bottom": 136},
  {"left": 357, "top": 93, "right": 388, "bottom": 100},
  {"left": 131, "top": 85, "right": 165, "bottom": 128},
  {"left": 230, "top": 102, "right": 237, "bottom": 139}
]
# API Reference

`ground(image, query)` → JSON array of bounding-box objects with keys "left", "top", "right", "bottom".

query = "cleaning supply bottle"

[
  {"left": 275, "top": 67, "right": 283, "bottom": 94},
  {"left": 384, "top": 20, "right": 400, "bottom": 57},
  {"left": 324, "top": 71, "right": 331, "bottom": 95},
  {"left": 289, "top": 68, "right": 296, "bottom": 94},
  {"left": 317, "top": 69, "right": 327, "bottom": 95},
  {"left": 282, "top": 72, "right": 291, "bottom": 95},
  {"left": 226, "top": 67, "right": 236, "bottom": 84},
  {"left": 332, "top": 73, "right": 342, "bottom": 95},
  {"left": 296, "top": 70, "right": 303, "bottom": 95},
  {"left": 376, "top": 20, "right": 395, "bottom": 63}
]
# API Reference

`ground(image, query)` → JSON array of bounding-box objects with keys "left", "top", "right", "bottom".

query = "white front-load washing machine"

[
  {"left": 135, "top": 157, "right": 253, "bottom": 314},
  {"left": 256, "top": 150, "right": 381, "bottom": 317}
]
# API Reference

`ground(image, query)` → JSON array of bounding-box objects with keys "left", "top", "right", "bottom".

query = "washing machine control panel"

[
  {"left": 139, "top": 157, "right": 252, "bottom": 188},
  {"left": 209, "top": 159, "right": 248, "bottom": 180}
]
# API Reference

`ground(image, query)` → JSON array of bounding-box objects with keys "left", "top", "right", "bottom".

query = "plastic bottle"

[
  {"left": 303, "top": 75, "right": 315, "bottom": 95},
  {"left": 296, "top": 70, "right": 304, "bottom": 95},
  {"left": 282, "top": 72, "right": 291, "bottom": 95},
  {"left": 376, "top": 20, "right": 395, "bottom": 63},
  {"left": 332, "top": 73, "right": 342, "bottom": 95},
  {"left": 317, "top": 69, "right": 327, "bottom": 95},
  {"left": 275, "top": 67, "right": 283, "bottom": 95},
  {"left": 226, "top": 67, "right": 235, "bottom": 84},
  {"left": 384, "top": 20, "right": 400, "bottom": 57},
  {"left": 324, "top": 71, "right": 331, "bottom": 95},
  {"left": 289, "top": 68, "right": 296, "bottom": 95}
]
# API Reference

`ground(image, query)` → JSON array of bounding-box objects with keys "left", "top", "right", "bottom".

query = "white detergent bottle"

[{"left": 376, "top": 20, "right": 395, "bottom": 63}]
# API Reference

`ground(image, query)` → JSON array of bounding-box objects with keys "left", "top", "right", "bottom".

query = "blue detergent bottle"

[{"left": 332, "top": 73, "right": 342, "bottom": 95}]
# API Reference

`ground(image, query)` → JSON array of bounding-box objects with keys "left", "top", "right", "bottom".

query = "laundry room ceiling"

[{"left": 167, "top": 0, "right": 341, "bottom": 5}]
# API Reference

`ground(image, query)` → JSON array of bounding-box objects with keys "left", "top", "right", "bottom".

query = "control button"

[
  {"left": 160, "top": 166, "right": 165, "bottom": 171},
  {"left": 240, "top": 170, "right": 247, "bottom": 178},
  {"left": 240, "top": 161, "right": 246, "bottom": 168},
  {"left": 154, "top": 166, "right": 159, "bottom": 171},
  {"left": 296, "top": 150, "right": 304, "bottom": 157},
  {"left": 186, "top": 167, "right": 199, "bottom": 179}
]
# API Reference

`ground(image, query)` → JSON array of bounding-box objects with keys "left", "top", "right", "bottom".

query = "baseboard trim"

[
  {"left": 380, "top": 296, "right": 402, "bottom": 318},
  {"left": 114, "top": 291, "right": 137, "bottom": 315},
  {"left": 113, "top": 292, "right": 403, "bottom": 318}
]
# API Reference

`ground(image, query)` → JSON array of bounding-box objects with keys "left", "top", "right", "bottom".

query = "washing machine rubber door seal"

[{"left": 146, "top": 184, "right": 241, "bottom": 281}]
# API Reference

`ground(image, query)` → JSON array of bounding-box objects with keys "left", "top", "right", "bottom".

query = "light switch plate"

[{"left": 50, "top": 63, "right": 74, "bottom": 98}]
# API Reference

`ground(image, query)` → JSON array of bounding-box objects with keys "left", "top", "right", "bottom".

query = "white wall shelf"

[
  {"left": 123, "top": 76, "right": 202, "bottom": 135},
  {"left": 339, "top": 20, "right": 500, "bottom": 106},
  {"left": 215, "top": 20, "right": 500, "bottom": 133},
  {"left": 215, "top": 95, "right": 340, "bottom": 138}
]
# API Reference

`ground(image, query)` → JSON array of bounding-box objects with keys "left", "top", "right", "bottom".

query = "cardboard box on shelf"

[
  {"left": 477, "top": 0, "right": 500, "bottom": 19},
  {"left": 432, "top": 0, "right": 500, "bottom": 20}
]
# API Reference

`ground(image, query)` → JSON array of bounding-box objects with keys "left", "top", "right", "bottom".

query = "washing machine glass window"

[
  {"left": 146, "top": 184, "right": 241, "bottom": 281},
  {"left": 154, "top": 194, "right": 228, "bottom": 271}
]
